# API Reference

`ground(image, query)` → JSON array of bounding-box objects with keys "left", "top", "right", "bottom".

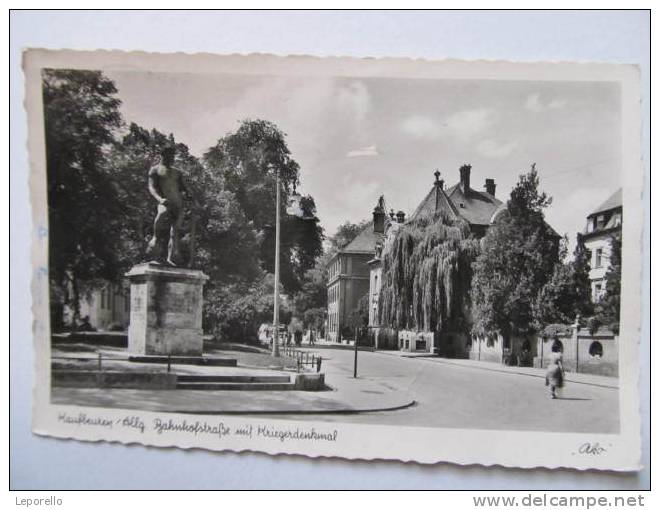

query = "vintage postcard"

[{"left": 23, "top": 49, "right": 644, "bottom": 470}]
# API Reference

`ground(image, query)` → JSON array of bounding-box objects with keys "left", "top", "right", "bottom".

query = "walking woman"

[{"left": 545, "top": 338, "right": 565, "bottom": 399}]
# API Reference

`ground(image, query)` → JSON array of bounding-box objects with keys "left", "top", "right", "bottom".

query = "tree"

[
  {"left": 204, "top": 119, "right": 324, "bottom": 292},
  {"left": 43, "top": 69, "right": 124, "bottom": 325},
  {"left": 292, "top": 267, "right": 327, "bottom": 316},
  {"left": 533, "top": 238, "right": 574, "bottom": 326},
  {"left": 534, "top": 234, "right": 594, "bottom": 328},
  {"left": 302, "top": 307, "right": 326, "bottom": 335},
  {"left": 571, "top": 234, "right": 594, "bottom": 318},
  {"left": 471, "top": 164, "right": 560, "bottom": 339},
  {"left": 379, "top": 211, "right": 480, "bottom": 334},
  {"left": 329, "top": 219, "right": 371, "bottom": 251},
  {"left": 593, "top": 235, "right": 621, "bottom": 333},
  {"left": 204, "top": 273, "right": 292, "bottom": 342}
]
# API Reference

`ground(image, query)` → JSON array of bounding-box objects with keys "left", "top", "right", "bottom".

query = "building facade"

[
  {"left": 326, "top": 226, "right": 377, "bottom": 342},
  {"left": 76, "top": 282, "right": 130, "bottom": 331},
  {"left": 580, "top": 189, "right": 622, "bottom": 301}
]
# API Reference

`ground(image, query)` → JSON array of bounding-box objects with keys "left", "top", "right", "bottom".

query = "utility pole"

[
  {"left": 272, "top": 166, "right": 281, "bottom": 358},
  {"left": 353, "top": 325, "right": 359, "bottom": 378}
]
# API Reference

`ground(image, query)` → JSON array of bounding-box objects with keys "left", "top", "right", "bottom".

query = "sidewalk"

[
  {"left": 374, "top": 350, "right": 619, "bottom": 389},
  {"left": 301, "top": 338, "right": 375, "bottom": 351},
  {"left": 51, "top": 345, "right": 415, "bottom": 414},
  {"left": 51, "top": 375, "right": 415, "bottom": 415}
]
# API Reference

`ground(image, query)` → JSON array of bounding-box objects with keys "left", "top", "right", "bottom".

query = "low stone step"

[
  {"left": 176, "top": 381, "right": 296, "bottom": 391},
  {"left": 177, "top": 374, "right": 291, "bottom": 383},
  {"left": 128, "top": 355, "right": 237, "bottom": 367},
  {"left": 52, "top": 370, "right": 177, "bottom": 389}
]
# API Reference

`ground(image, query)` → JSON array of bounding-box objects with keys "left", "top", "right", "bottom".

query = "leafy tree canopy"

[
  {"left": 43, "top": 69, "right": 124, "bottom": 319},
  {"left": 471, "top": 164, "right": 559, "bottom": 338},
  {"left": 204, "top": 120, "right": 324, "bottom": 292},
  {"left": 592, "top": 235, "right": 621, "bottom": 333},
  {"left": 379, "top": 211, "right": 480, "bottom": 333},
  {"left": 329, "top": 219, "right": 371, "bottom": 251},
  {"left": 533, "top": 234, "right": 594, "bottom": 328}
]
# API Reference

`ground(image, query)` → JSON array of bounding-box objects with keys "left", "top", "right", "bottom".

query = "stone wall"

[
  {"left": 534, "top": 325, "right": 618, "bottom": 377},
  {"left": 469, "top": 334, "right": 537, "bottom": 366}
]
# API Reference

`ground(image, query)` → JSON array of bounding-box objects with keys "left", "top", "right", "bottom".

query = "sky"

[{"left": 108, "top": 70, "right": 622, "bottom": 248}]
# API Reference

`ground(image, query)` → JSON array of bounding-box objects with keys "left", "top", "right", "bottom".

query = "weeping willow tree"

[{"left": 378, "top": 211, "right": 480, "bottom": 333}]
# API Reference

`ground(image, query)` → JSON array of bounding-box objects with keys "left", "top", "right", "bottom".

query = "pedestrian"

[{"left": 545, "top": 338, "right": 564, "bottom": 399}]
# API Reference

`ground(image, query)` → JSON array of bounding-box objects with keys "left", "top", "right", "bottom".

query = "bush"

[{"left": 376, "top": 327, "right": 399, "bottom": 350}]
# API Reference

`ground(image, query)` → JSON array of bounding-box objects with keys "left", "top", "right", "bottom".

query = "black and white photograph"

[{"left": 22, "top": 48, "right": 644, "bottom": 471}]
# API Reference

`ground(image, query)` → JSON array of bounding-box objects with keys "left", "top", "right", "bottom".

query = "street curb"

[
  {"left": 389, "top": 354, "right": 619, "bottom": 389},
  {"left": 302, "top": 344, "right": 375, "bottom": 353},
  {"left": 168, "top": 399, "right": 417, "bottom": 415}
]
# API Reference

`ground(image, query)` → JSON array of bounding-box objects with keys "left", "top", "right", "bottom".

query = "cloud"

[
  {"left": 445, "top": 109, "right": 492, "bottom": 140},
  {"left": 346, "top": 145, "right": 380, "bottom": 158},
  {"left": 336, "top": 80, "right": 371, "bottom": 124},
  {"left": 476, "top": 139, "right": 518, "bottom": 159},
  {"left": 401, "top": 115, "right": 443, "bottom": 139},
  {"left": 525, "top": 93, "right": 567, "bottom": 113},
  {"left": 401, "top": 109, "right": 492, "bottom": 142}
]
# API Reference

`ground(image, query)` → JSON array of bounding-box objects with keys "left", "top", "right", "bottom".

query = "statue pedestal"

[{"left": 126, "top": 263, "right": 209, "bottom": 356}]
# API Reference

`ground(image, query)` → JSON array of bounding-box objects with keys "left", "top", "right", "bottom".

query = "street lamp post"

[
  {"left": 353, "top": 326, "right": 359, "bottom": 378},
  {"left": 272, "top": 166, "right": 281, "bottom": 357}
]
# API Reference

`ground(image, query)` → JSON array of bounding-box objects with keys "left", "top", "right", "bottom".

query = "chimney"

[
  {"left": 434, "top": 169, "right": 444, "bottom": 190},
  {"left": 484, "top": 178, "right": 496, "bottom": 196},
  {"left": 396, "top": 210, "right": 406, "bottom": 224},
  {"left": 459, "top": 164, "right": 471, "bottom": 192},
  {"left": 372, "top": 196, "right": 385, "bottom": 234}
]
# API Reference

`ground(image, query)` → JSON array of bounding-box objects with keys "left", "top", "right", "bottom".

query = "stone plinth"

[{"left": 126, "top": 263, "right": 209, "bottom": 356}]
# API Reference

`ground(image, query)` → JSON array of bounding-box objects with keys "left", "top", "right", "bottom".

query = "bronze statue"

[{"left": 146, "top": 146, "right": 196, "bottom": 267}]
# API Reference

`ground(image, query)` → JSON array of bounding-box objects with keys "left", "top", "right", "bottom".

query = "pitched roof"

[
  {"left": 410, "top": 184, "right": 459, "bottom": 221},
  {"left": 340, "top": 222, "right": 377, "bottom": 253},
  {"left": 409, "top": 180, "right": 503, "bottom": 226},
  {"left": 588, "top": 189, "right": 622, "bottom": 217},
  {"left": 445, "top": 184, "right": 503, "bottom": 226}
]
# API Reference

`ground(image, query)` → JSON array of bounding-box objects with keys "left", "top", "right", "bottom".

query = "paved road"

[{"left": 268, "top": 348, "right": 619, "bottom": 434}]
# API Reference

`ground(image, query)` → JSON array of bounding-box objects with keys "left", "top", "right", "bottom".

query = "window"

[
  {"left": 596, "top": 214, "right": 605, "bottom": 229},
  {"left": 100, "top": 290, "right": 106, "bottom": 309},
  {"left": 589, "top": 341, "right": 603, "bottom": 358},
  {"left": 595, "top": 248, "right": 603, "bottom": 268}
]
